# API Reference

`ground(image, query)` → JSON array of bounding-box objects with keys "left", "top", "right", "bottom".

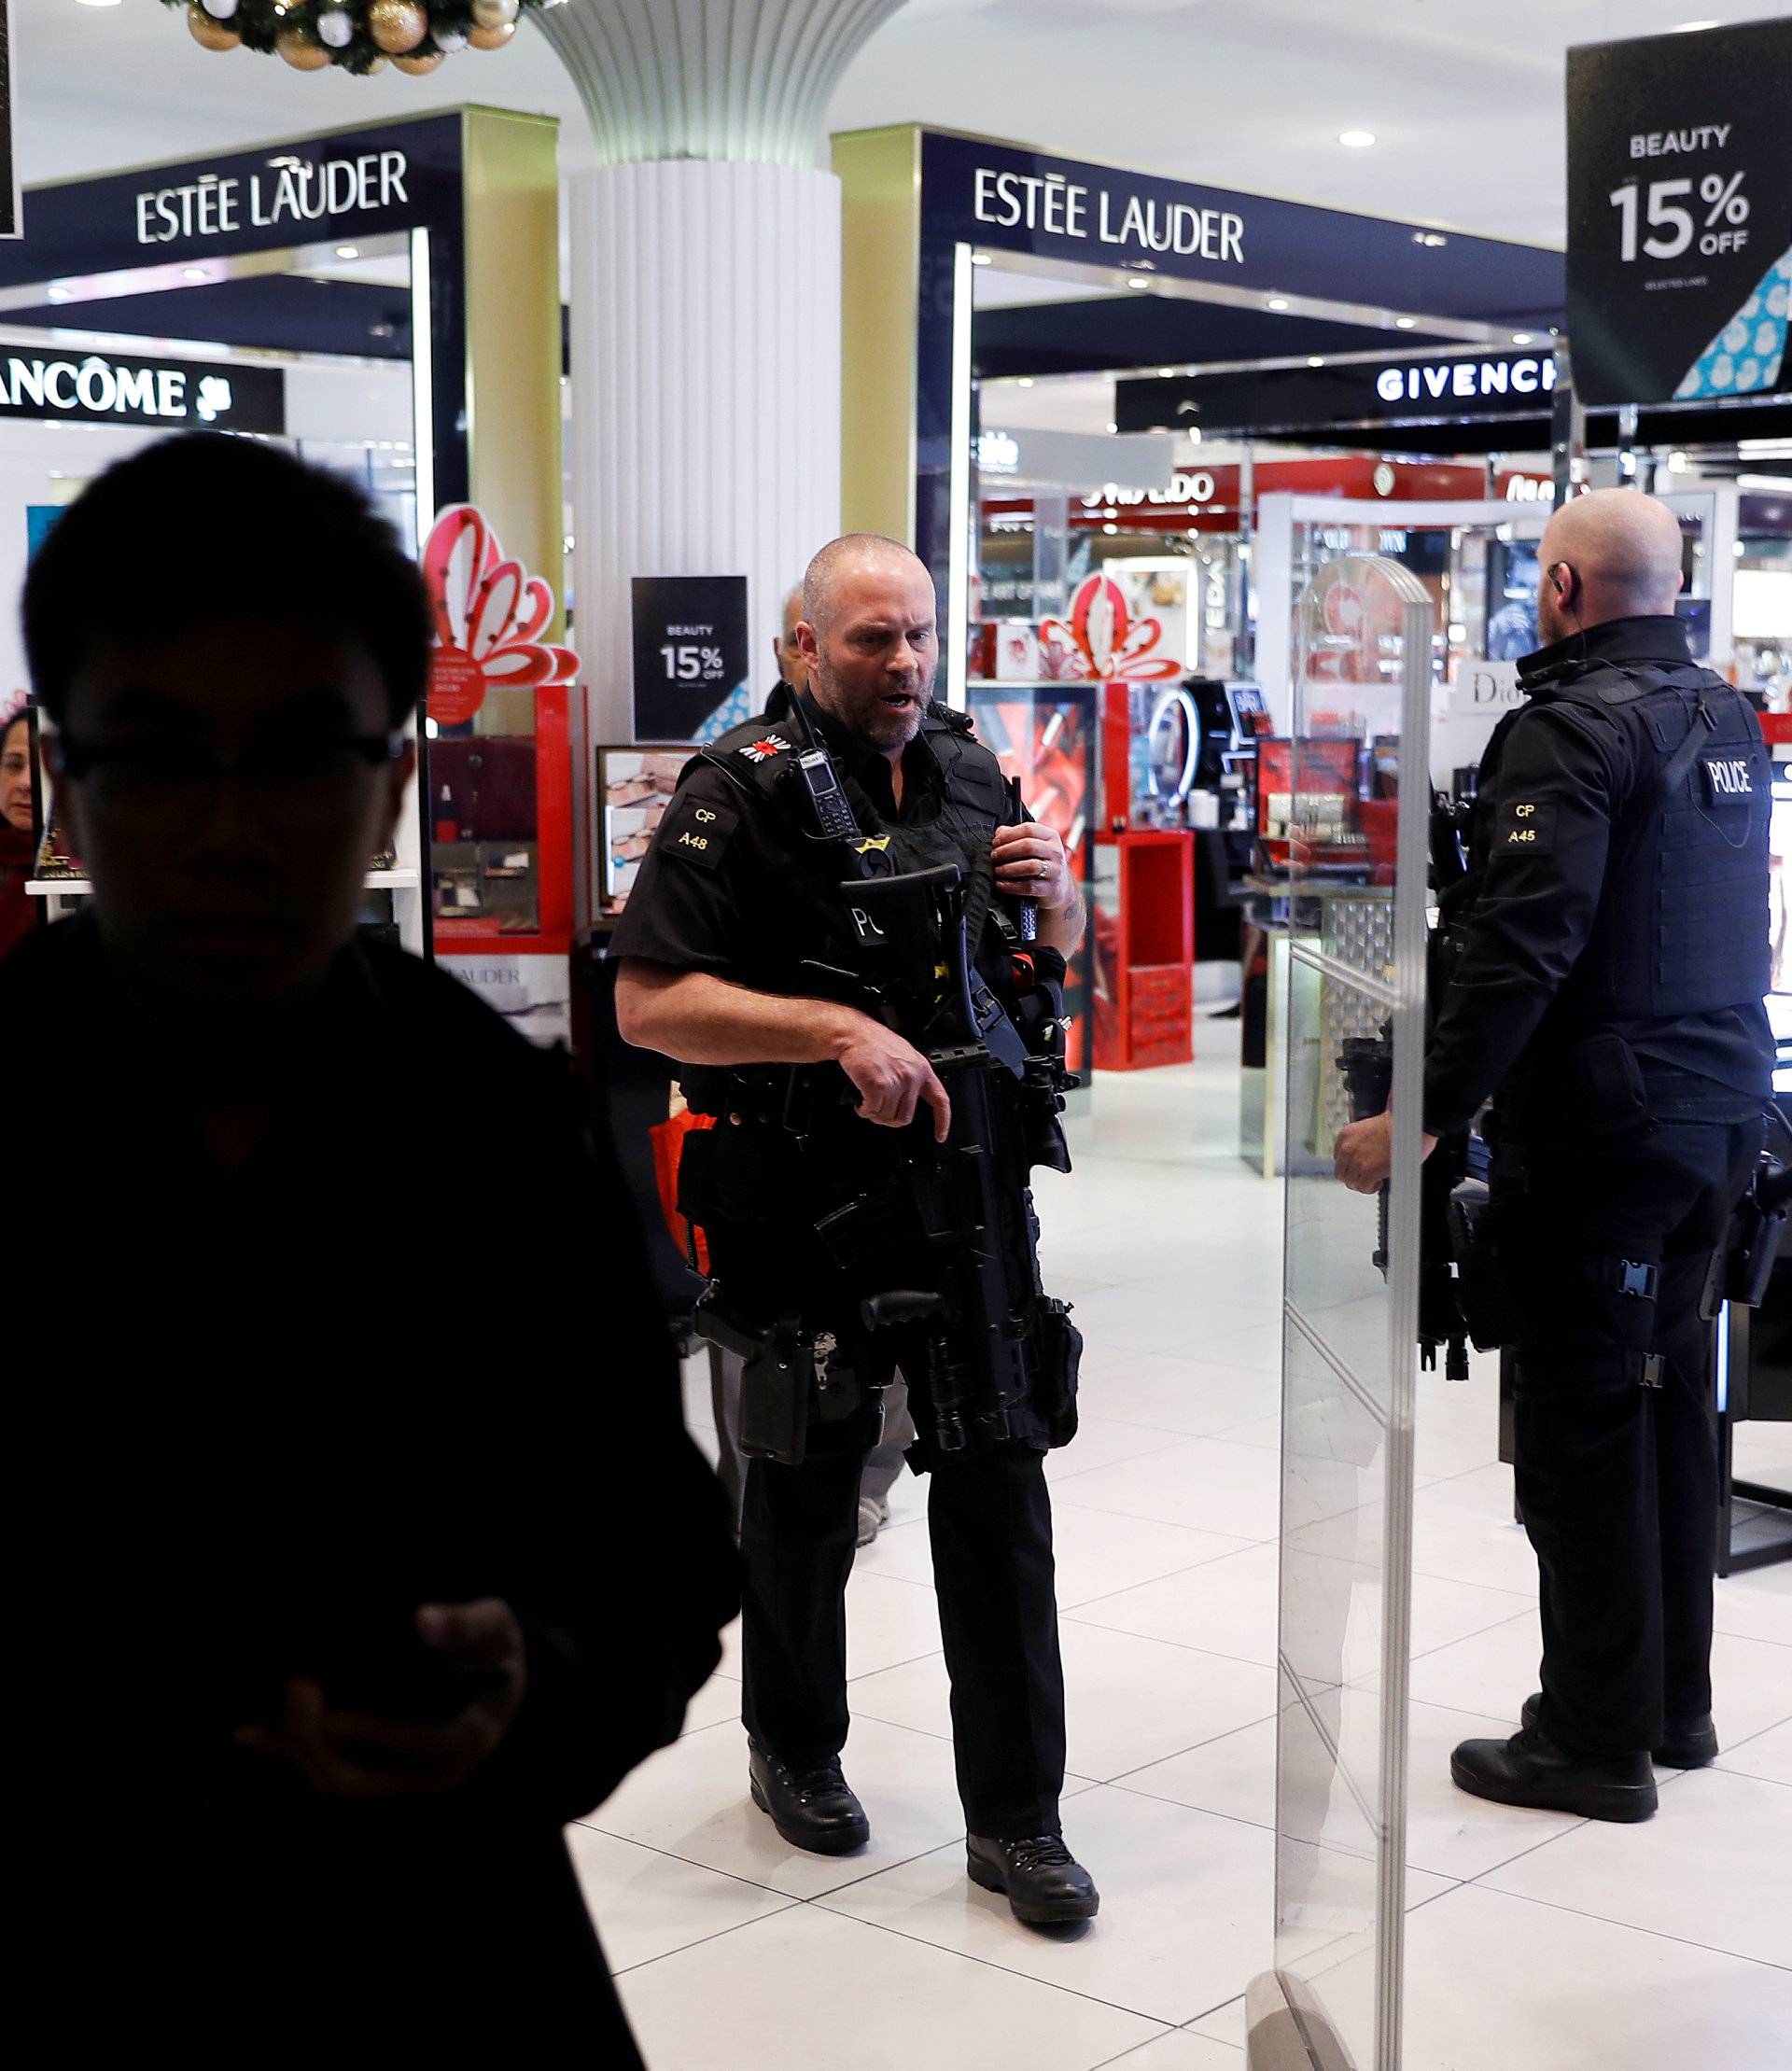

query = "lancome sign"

[{"left": 0, "top": 348, "right": 284, "bottom": 432}]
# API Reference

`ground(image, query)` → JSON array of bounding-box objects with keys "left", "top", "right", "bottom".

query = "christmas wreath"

[{"left": 165, "top": 0, "right": 548, "bottom": 75}]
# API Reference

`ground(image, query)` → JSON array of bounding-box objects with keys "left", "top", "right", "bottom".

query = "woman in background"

[{"left": 0, "top": 702, "right": 37, "bottom": 962}]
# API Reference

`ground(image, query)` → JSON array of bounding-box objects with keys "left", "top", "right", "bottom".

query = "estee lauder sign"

[
  {"left": 971, "top": 165, "right": 1245, "bottom": 266},
  {"left": 134, "top": 149, "right": 410, "bottom": 245}
]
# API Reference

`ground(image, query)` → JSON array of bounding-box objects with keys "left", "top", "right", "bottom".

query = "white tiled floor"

[{"left": 581, "top": 1032, "right": 1792, "bottom": 2068}]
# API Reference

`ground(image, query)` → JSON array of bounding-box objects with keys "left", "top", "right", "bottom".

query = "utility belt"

[
  {"left": 688, "top": 1243, "right": 1082, "bottom": 1471},
  {"left": 1446, "top": 1102, "right": 1787, "bottom": 1387},
  {"left": 1446, "top": 1143, "right": 1668, "bottom": 1382}
]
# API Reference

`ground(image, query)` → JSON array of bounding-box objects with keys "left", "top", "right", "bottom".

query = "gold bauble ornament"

[
  {"left": 367, "top": 0, "right": 429, "bottom": 54},
  {"left": 468, "top": 21, "right": 517, "bottom": 49},
  {"left": 471, "top": 0, "right": 521, "bottom": 27},
  {"left": 187, "top": 6, "right": 240, "bottom": 51},
  {"left": 275, "top": 30, "right": 332, "bottom": 70},
  {"left": 392, "top": 51, "right": 443, "bottom": 74}
]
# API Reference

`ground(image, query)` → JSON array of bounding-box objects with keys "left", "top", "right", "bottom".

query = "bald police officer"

[
  {"left": 612, "top": 535, "right": 1099, "bottom": 1925},
  {"left": 1337, "top": 488, "right": 1771, "bottom": 1822}
]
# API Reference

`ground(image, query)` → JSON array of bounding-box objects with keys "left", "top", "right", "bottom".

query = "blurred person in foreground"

[
  {"left": 5, "top": 433, "right": 737, "bottom": 2059},
  {"left": 1336, "top": 488, "right": 1770, "bottom": 1822}
]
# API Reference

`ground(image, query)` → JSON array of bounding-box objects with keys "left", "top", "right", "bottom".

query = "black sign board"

[
  {"left": 631, "top": 575, "right": 751, "bottom": 744},
  {"left": 919, "top": 133, "right": 1563, "bottom": 329},
  {"left": 0, "top": 3, "right": 16, "bottom": 241},
  {"left": 0, "top": 346, "right": 285, "bottom": 433},
  {"left": 1566, "top": 21, "right": 1792, "bottom": 408},
  {"left": 1118, "top": 349, "right": 1561, "bottom": 437}
]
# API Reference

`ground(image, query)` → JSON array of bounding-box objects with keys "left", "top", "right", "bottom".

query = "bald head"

[
  {"left": 1536, "top": 488, "right": 1685, "bottom": 646},
  {"left": 796, "top": 534, "right": 940, "bottom": 758},
  {"left": 803, "top": 534, "right": 931, "bottom": 636}
]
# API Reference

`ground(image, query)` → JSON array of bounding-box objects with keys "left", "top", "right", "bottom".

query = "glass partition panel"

[{"left": 1269, "top": 542, "right": 1434, "bottom": 2070}]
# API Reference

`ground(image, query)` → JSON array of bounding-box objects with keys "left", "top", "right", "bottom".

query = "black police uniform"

[
  {"left": 610, "top": 691, "right": 1071, "bottom": 1840},
  {"left": 1426, "top": 613, "right": 1771, "bottom": 1760}
]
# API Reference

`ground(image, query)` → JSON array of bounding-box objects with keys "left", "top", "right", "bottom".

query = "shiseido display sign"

[
  {"left": 631, "top": 575, "right": 751, "bottom": 743},
  {"left": 0, "top": 348, "right": 284, "bottom": 433},
  {"left": 1565, "top": 20, "right": 1792, "bottom": 408},
  {"left": 0, "top": 3, "right": 17, "bottom": 240},
  {"left": 1117, "top": 350, "right": 1561, "bottom": 437}
]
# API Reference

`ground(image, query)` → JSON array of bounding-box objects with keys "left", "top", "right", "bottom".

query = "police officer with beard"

[
  {"left": 612, "top": 534, "right": 1099, "bottom": 1925},
  {"left": 1337, "top": 488, "right": 1771, "bottom": 1824}
]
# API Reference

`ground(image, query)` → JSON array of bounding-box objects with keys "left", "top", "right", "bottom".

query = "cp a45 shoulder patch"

[
  {"left": 1495, "top": 797, "right": 1558, "bottom": 854},
  {"left": 660, "top": 793, "right": 738, "bottom": 870}
]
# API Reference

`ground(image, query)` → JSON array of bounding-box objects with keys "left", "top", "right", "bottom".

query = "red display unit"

[{"left": 1092, "top": 829, "right": 1195, "bottom": 1071}]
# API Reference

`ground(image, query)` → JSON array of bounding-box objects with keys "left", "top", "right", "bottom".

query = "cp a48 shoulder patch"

[
  {"left": 1495, "top": 797, "right": 1558, "bottom": 854},
  {"left": 660, "top": 793, "right": 738, "bottom": 870}
]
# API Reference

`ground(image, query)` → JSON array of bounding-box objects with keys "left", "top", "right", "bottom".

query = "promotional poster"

[
  {"left": 1566, "top": 20, "right": 1792, "bottom": 406},
  {"left": 630, "top": 575, "right": 751, "bottom": 743}
]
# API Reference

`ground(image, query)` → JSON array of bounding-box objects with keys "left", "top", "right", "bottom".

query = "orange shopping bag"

[{"left": 650, "top": 1107, "right": 716, "bottom": 1274}]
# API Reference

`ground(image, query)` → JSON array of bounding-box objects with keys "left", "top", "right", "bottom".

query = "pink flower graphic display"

[
  {"left": 422, "top": 504, "right": 578, "bottom": 728},
  {"left": 1038, "top": 574, "right": 1181, "bottom": 682}
]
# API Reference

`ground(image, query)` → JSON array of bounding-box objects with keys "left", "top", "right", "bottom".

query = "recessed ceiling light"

[
  {"left": 972, "top": 253, "right": 992, "bottom": 266},
  {"left": 1102, "top": 523, "right": 1118, "bottom": 535},
  {"left": 1308, "top": 357, "right": 1325, "bottom": 369},
  {"left": 1105, "top": 422, "right": 1118, "bottom": 433},
  {"left": 183, "top": 268, "right": 207, "bottom": 283},
  {"left": 1126, "top": 275, "right": 1151, "bottom": 289},
  {"left": 1158, "top": 368, "right": 1177, "bottom": 378},
  {"left": 1339, "top": 130, "right": 1377, "bottom": 148},
  {"left": 47, "top": 287, "right": 71, "bottom": 303},
  {"left": 1394, "top": 316, "right": 1418, "bottom": 329},
  {"left": 75, "top": 1, "right": 123, "bottom": 8},
  {"left": 1512, "top": 332, "right": 1534, "bottom": 345},
  {"left": 1267, "top": 298, "right": 1290, "bottom": 312},
  {"left": 1671, "top": 20, "right": 1720, "bottom": 31},
  {"left": 336, "top": 246, "right": 359, "bottom": 260},
  {"left": 1016, "top": 377, "right": 1034, "bottom": 388}
]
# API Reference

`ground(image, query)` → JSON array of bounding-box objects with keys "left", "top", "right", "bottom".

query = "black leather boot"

[
  {"left": 1451, "top": 1727, "right": 1657, "bottom": 1822},
  {"left": 1519, "top": 1692, "right": 1719, "bottom": 1770},
  {"left": 966, "top": 1833, "right": 1100, "bottom": 1925},
  {"left": 748, "top": 1743, "right": 870, "bottom": 1855}
]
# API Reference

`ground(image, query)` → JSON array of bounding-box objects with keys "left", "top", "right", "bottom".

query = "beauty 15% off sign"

[
  {"left": 631, "top": 574, "right": 750, "bottom": 743},
  {"left": 1564, "top": 18, "right": 1791, "bottom": 408},
  {"left": 1611, "top": 160, "right": 1752, "bottom": 267}
]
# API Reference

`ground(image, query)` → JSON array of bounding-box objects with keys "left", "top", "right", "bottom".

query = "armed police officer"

[
  {"left": 612, "top": 534, "right": 1100, "bottom": 1925},
  {"left": 1336, "top": 488, "right": 1771, "bottom": 1824}
]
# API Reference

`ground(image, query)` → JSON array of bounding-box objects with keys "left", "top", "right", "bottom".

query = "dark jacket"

[
  {"left": 4, "top": 917, "right": 738, "bottom": 2059},
  {"left": 1424, "top": 615, "right": 1772, "bottom": 1138}
]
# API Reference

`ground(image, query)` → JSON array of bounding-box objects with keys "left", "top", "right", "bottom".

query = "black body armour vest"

[
  {"left": 686, "top": 702, "right": 1012, "bottom": 1001},
  {"left": 1481, "top": 656, "right": 1770, "bottom": 1029}
]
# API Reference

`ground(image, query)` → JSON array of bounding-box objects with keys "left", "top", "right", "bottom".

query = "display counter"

[{"left": 1238, "top": 874, "right": 1393, "bottom": 1177}]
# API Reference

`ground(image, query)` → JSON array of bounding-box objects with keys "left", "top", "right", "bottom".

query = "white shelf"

[{"left": 28, "top": 869, "right": 422, "bottom": 898}]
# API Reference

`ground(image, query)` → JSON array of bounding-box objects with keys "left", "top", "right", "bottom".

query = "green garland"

[{"left": 162, "top": 1, "right": 548, "bottom": 77}]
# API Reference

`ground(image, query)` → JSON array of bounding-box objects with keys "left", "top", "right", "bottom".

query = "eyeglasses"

[{"left": 53, "top": 730, "right": 405, "bottom": 829}]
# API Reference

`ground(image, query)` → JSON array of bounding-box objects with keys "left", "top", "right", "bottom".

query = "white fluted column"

[
  {"left": 567, "top": 161, "right": 840, "bottom": 743},
  {"left": 536, "top": 0, "right": 909, "bottom": 920}
]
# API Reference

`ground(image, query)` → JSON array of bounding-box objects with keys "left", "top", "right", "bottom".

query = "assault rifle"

[{"left": 810, "top": 860, "right": 1081, "bottom": 1457}]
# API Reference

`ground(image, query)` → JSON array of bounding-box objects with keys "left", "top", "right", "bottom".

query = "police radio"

[{"left": 796, "top": 749, "right": 862, "bottom": 843}]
